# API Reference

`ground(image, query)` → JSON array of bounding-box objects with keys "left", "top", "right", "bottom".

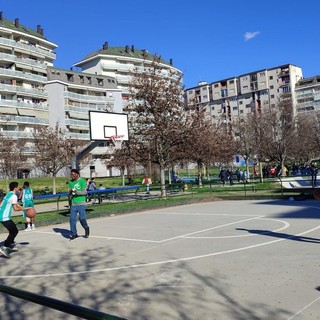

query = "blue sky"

[{"left": 2, "top": 1, "right": 320, "bottom": 88}]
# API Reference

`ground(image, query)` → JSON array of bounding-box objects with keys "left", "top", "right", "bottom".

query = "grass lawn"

[
  {"left": 0, "top": 176, "right": 316, "bottom": 233},
  {"left": 4, "top": 181, "right": 315, "bottom": 232}
]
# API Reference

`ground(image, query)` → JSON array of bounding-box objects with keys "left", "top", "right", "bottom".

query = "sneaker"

[
  {"left": 0, "top": 246, "right": 11, "bottom": 258},
  {"left": 69, "top": 234, "right": 78, "bottom": 240},
  {"left": 31, "top": 225, "right": 36, "bottom": 230},
  {"left": 9, "top": 244, "right": 19, "bottom": 252},
  {"left": 84, "top": 227, "right": 90, "bottom": 238},
  {"left": 25, "top": 226, "right": 31, "bottom": 231}
]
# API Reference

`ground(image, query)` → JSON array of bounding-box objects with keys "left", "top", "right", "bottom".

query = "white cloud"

[{"left": 244, "top": 31, "right": 260, "bottom": 41}]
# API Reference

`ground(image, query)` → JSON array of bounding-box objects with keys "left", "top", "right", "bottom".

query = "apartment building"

[
  {"left": 0, "top": 13, "right": 126, "bottom": 178},
  {"left": 185, "top": 64, "right": 303, "bottom": 125},
  {"left": 46, "top": 67, "right": 123, "bottom": 177},
  {"left": 73, "top": 42, "right": 183, "bottom": 117},
  {"left": 0, "top": 12, "right": 57, "bottom": 177},
  {"left": 0, "top": 13, "right": 184, "bottom": 178},
  {"left": 295, "top": 75, "right": 320, "bottom": 113}
]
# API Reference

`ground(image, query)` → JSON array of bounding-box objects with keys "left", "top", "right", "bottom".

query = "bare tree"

[
  {"left": 232, "top": 113, "right": 260, "bottom": 175},
  {"left": 291, "top": 111, "right": 320, "bottom": 164},
  {"left": 33, "top": 124, "right": 80, "bottom": 193},
  {"left": 126, "top": 57, "right": 199, "bottom": 197},
  {"left": 185, "top": 114, "right": 234, "bottom": 186},
  {"left": 260, "top": 96, "right": 298, "bottom": 171},
  {"left": 0, "top": 134, "right": 22, "bottom": 179},
  {"left": 103, "top": 142, "right": 137, "bottom": 186}
]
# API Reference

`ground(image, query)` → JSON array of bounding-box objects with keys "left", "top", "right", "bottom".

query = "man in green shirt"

[{"left": 68, "top": 169, "right": 90, "bottom": 240}]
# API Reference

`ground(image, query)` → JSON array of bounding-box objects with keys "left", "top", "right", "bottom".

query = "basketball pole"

[{"left": 71, "top": 140, "right": 102, "bottom": 170}]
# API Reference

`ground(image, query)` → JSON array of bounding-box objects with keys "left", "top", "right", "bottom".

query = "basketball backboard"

[{"left": 89, "top": 111, "right": 129, "bottom": 141}]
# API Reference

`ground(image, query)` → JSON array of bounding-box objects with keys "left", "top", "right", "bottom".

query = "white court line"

[
  {"left": 35, "top": 231, "right": 160, "bottom": 243},
  {"left": 185, "top": 218, "right": 290, "bottom": 239},
  {"left": 287, "top": 296, "right": 320, "bottom": 320},
  {"left": 34, "top": 216, "right": 288, "bottom": 243},
  {"left": 159, "top": 216, "right": 264, "bottom": 243},
  {"left": 3, "top": 223, "right": 320, "bottom": 280}
]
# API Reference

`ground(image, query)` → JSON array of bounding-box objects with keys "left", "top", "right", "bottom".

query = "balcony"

[
  {"left": 0, "top": 68, "right": 47, "bottom": 83},
  {"left": 0, "top": 83, "right": 47, "bottom": 97},
  {"left": 0, "top": 52, "right": 47, "bottom": 71},
  {"left": 0, "top": 114, "right": 48, "bottom": 124},
  {"left": 0, "top": 38, "right": 56, "bottom": 60},
  {"left": 66, "top": 132, "right": 90, "bottom": 140},
  {"left": 0, "top": 99, "right": 48, "bottom": 110},
  {"left": 65, "top": 118, "right": 89, "bottom": 128},
  {"left": 64, "top": 92, "right": 112, "bottom": 103}
]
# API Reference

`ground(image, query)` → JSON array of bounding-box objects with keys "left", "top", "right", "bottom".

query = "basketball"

[{"left": 26, "top": 208, "right": 36, "bottom": 218}]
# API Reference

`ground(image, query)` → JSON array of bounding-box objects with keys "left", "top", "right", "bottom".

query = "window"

[
  {"left": 269, "top": 76, "right": 273, "bottom": 80},
  {"left": 97, "top": 79, "right": 104, "bottom": 86},
  {"left": 87, "top": 77, "right": 92, "bottom": 84},
  {"left": 283, "top": 86, "right": 291, "bottom": 93},
  {"left": 66, "top": 74, "right": 74, "bottom": 82}
]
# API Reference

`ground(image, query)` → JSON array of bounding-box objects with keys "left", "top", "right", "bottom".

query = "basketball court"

[{"left": 1, "top": 199, "right": 320, "bottom": 319}]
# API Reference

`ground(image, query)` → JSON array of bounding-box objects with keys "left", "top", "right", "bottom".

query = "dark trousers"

[{"left": 1, "top": 220, "right": 19, "bottom": 247}]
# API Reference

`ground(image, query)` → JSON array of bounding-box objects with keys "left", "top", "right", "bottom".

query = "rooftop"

[
  {"left": 0, "top": 13, "right": 45, "bottom": 40},
  {"left": 76, "top": 42, "right": 173, "bottom": 67}
]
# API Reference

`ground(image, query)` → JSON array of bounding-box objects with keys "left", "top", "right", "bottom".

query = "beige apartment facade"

[
  {"left": 185, "top": 64, "right": 303, "bottom": 125},
  {"left": 295, "top": 75, "right": 320, "bottom": 113},
  {"left": 73, "top": 42, "right": 183, "bottom": 120},
  {"left": 0, "top": 12, "right": 57, "bottom": 177},
  {"left": 0, "top": 13, "right": 124, "bottom": 178}
]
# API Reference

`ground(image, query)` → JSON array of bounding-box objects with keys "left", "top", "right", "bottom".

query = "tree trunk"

[
  {"left": 160, "top": 166, "right": 166, "bottom": 197},
  {"left": 259, "top": 161, "right": 263, "bottom": 183},
  {"left": 52, "top": 175, "right": 57, "bottom": 194},
  {"left": 121, "top": 167, "right": 125, "bottom": 186},
  {"left": 197, "top": 161, "right": 203, "bottom": 187}
]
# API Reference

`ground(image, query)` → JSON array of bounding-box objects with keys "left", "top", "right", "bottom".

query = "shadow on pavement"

[
  {"left": 53, "top": 227, "right": 71, "bottom": 239},
  {"left": 236, "top": 228, "right": 320, "bottom": 243}
]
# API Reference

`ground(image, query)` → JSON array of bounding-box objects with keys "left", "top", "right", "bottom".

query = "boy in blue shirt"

[{"left": 0, "top": 181, "right": 28, "bottom": 258}]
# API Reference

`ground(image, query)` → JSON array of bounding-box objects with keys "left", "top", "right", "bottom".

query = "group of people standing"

[
  {"left": 219, "top": 168, "right": 248, "bottom": 185},
  {"left": 0, "top": 169, "right": 91, "bottom": 258}
]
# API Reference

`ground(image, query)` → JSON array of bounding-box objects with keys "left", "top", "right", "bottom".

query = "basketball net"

[{"left": 110, "top": 135, "right": 124, "bottom": 150}]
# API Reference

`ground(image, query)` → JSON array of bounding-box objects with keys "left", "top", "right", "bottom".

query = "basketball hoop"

[{"left": 110, "top": 135, "right": 125, "bottom": 149}]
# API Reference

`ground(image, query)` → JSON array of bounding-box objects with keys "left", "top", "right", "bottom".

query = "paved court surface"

[{"left": 1, "top": 199, "right": 320, "bottom": 320}]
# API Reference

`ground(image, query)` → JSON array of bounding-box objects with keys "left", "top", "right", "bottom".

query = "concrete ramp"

[{"left": 279, "top": 176, "right": 316, "bottom": 189}]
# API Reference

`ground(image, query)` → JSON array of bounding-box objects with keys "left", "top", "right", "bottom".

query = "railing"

[
  {"left": 0, "top": 83, "right": 47, "bottom": 97},
  {"left": 0, "top": 38, "right": 56, "bottom": 59},
  {"left": 34, "top": 186, "right": 141, "bottom": 211},
  {"left": 0, "top": 68, "right": 47, "bottom": 82},
  {"left": 0, "top": 284, "right": 126, "bottom": 320}
]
